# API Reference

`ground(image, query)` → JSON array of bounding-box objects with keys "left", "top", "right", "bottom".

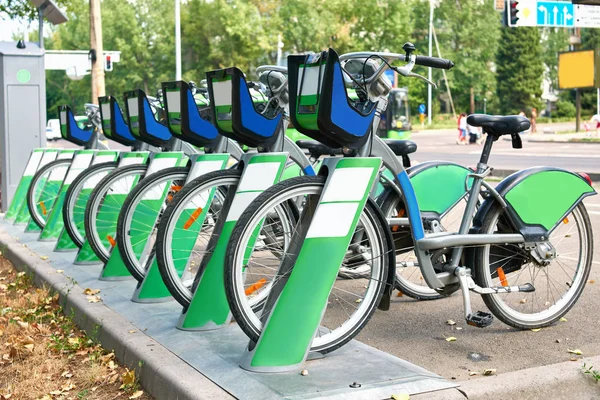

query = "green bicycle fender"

[
  {"left": 503, "top": 168, "right": 596, "bottom": 232},
  {"left": 409, "top": 161, "right": 473, "bottom": 216}
]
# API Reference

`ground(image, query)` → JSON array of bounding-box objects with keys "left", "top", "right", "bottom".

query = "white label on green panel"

[
  {"left": 305, "top": 202, "right": 360, "bottom": 238},
  {"left": 236, "top": 162, "right": 281, "bottom": 192},
  {"left": 23, "top": 151, "right": 44, "bottom": 176},
  {"left": 38, "top": 151, "right": 59, "bottom": 169},
  {"left": 226, "top": 191, "right": 262, "bottom": 222},
  {"left": 212, "top": 80, "right": 232, "bottom": 106},
  {"left": 146, "top": 157, "right": 179, "bottom": 175},
  {"left": 101, "top": 103, "right": 111, "bottom": 121},
  {"left": 93, "top": 154, "right": 118, "bottom": 164},
  {"left": 320, "top": 168, "right": 376, "bottom": 202},
  {"left": 119, "top": 156, "right": 145, "bottom": 167},
  {"left": 57, "top": 151, "right": 75, "bottom": 160},
  {"left": 48, "top": 164, "right": 69, "bottom": 181},
  {"left": 298, "top": 65, "right": 323, "bottom": 96},
  {"left": 64, "top": 153, "right": 94, "bottom": 184},
  {"left": 127, "top": 98, "right": 139, "bottom": 117},
  {"left": 166, "top": 91, "right": 181, "bottom": 113},
  {"left": 187, "top": 160, "right": 227, "bottom": 181}
]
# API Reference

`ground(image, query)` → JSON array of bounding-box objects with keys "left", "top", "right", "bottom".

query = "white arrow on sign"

[
  {"left": 553, "top": 5, "right": 558, "bottom": 25},
  {"left": 539, "top": 5, "right": 548, "bottom": 25}
]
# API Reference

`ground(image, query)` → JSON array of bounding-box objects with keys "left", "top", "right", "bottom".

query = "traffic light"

[
  {"left": 104, "top": 55, "right": 113, "bottom": 72},
  {"left": 508, "top": 0, "right": 519, "bottom": 26}
]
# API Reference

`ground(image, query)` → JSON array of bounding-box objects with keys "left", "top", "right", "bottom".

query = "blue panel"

[
  {"left": 239, "top": 78, "right": 281, "bottom": 138},
  {"left": 67, "top": 109, "right": 93, "bottom": 144},
  {"left": 142, "top": 97, "right": 171, "bottom": 141},
  {"left": 186, "top": 89, "right": 218, "bottom": 140},
  {"left": 396, "top": 171, "right": 424, "bottom": 240},
  {"left": 330, "top": 63, "right": 376, "bottom": 138},
  {"left": 303, "top": 165, "right": 316, "bottom": 176},
  {"left": 113, "top": 101, "right": 136, "bottom": 141}
]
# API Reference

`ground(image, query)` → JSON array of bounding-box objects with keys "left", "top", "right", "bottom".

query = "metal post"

[
  {"left": 276, "top": 33, "right": 283, "bottom": 66},
  {"left": 427, "top": 0, "right": 433, "bottom": 125},
  {"left": 38, "top": 8, "right": 44, "bottom": 48},
  {"left": 576, "top": 88, "right": 581, "bottom": 133},
  {"left": 597, "top": 88, "right": 599, "bottom": 116},
  {"left": 175, "top": 0, "right": 182, "bottom": 80},
  {"left": 90, "top": 0, "right": 105, "bottom": 105}
]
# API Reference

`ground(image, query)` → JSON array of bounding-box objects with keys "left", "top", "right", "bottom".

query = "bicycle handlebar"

[
  {"left": 414, "top": 55, "right": 454, "bottom": 70},
  {"left": 256, "top": 65, "right": 288, "bottom": 74}
]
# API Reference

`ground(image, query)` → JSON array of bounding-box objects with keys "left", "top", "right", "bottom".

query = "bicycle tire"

[
  {"left": 62, "top": 162, "right": 118, "bottom": 247},
  {"left": 473, "top": 201, "right": 593, "bottom": 329},
  {"left": 155, "top": 169, "right": 242, "bottom": 307},
  {"left": 84, "top": 164, "right": 149, "bottom": 263},
  {"left": 27, "top": 159, "right": 72, "bottom": 229},
  {"left": 225, "top": 175, "right": 389, "bottom": 354},
  {"left": 116, "top": 166, "right": 190, "bottom": 282}
]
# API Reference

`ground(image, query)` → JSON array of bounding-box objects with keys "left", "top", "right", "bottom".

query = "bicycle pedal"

[{"left": 466, "top": 311, "right": 494, "bottom": 328}]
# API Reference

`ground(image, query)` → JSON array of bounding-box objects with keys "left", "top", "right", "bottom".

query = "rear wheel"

[
  {"left": 27, "top": 159, "right": 72, "bottom": 229},
  {"left": 225, "top": 175, "right": 389, "bottom": 354},
  {"left": 84, "top": 164, "right": 148, "bottom": 263},
  {"left": 473, "top": 202, "right": 593, "bottom": 329}
]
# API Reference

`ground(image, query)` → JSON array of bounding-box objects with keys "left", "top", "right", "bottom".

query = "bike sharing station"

[{"left": 1, "top": 3, "right": 597, "bottom": 397}]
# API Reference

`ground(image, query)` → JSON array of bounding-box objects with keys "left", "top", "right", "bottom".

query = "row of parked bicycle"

[{"left": 4, "top": 43, "right": 595, "bottom": 371}]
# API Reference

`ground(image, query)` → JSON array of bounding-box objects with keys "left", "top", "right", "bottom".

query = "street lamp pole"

[
  {"left": 175, "top": 0, "right": 182, "bottom": 80},
  {"left": 427, "top": 0, "right": 433, "bottom": 125}
]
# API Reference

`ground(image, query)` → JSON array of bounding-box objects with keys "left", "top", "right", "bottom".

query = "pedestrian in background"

[
  {"left": 531, "top": 107, "right": 537, "bottom": 133},
  {"left": 456, "top": 112, "right": 467, "bottom": 145},
  {"left": 588, "top": 114, "right": 600, "bottom": 137}
]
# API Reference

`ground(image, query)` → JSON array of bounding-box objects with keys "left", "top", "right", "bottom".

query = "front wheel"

[
  {"left": 27, "top": 159, "right": 72, "bottom": 229},
  {"left": 224, "top": 175, "right": 389, "bottom": 355},
  {"left": 473, "top": 202, "right": 593, "bottom": 329}
]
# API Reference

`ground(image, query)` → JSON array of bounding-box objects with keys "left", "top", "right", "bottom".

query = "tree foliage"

[{"left": 496, "top": 27, "right": 544, "bottom": 114}]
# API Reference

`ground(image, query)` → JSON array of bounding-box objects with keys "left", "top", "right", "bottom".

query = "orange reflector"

[
  {"left": 40, "top": 201, "right": 47, "bottom": 216},
  {"left": 171, "top": 185, "right": 183, "bottom": 192},
  {"left": 497, "top": 267, "right": 508, "bottom": 287},
  {"left": 392, "top": 209, "right": 406, "bottom": 232},
  {"left": 183, "top": 207, "right": 203, "bottom": 230},
  {"left": 107, "top": 235, "right": 116, "bottom": 248},
  {"left": 245, "top": 278, "right": 267, "bottom": 296},
  {"left": 563, "top": 217, "right": 569, "bottom": 224},
  {"left": 167, "top": 195, "right": 173, "bottom": 203},
  {"left": 396, "top": 290, "right": 404, "bottom": 297}
]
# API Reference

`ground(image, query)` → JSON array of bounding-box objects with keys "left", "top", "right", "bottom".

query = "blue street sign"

[
  {"left": 418, "top": 104, "right": 426, "bottom": 114},
  {"left": 536, "top": 1, "right": 574, "bottom": 27}
]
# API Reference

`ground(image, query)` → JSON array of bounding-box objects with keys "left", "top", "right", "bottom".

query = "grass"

[
  {"left": 582, "top": 363, "right": 600, "bottom": 383},
  {"left": 0, "top": 257, "right": 151, "bottom": 400}
]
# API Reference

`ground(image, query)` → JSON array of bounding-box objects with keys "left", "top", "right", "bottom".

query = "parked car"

[{"left": 45, "top": 119, "right": 61, "bottom": 141}]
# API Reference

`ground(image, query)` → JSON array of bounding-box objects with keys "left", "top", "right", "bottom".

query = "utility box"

[{"left": 0, "top": 41, "right": 46, "bottom": 211}]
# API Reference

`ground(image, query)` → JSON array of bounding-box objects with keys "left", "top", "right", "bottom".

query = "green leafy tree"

[
  {"left": 541, "top": 28, "right": 569, "bottom": 92},
  {"left": 496, "top": 27, "right": 544, "bottom": 114}
]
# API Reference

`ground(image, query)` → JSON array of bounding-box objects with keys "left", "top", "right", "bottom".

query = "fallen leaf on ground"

[
  {"left": 86, "top": 295, "right": 102, "bottom": 303},
  {"left": 559, "top": 317, "right": 567, "bottom": 322},
  {"left": 129, "top": 391, "right": 144, "bottom": 399},
  {"left": 391, "top": 394, "right": 410, "bottom": 400},
  {"left": 300, "top": 369, "right": 308, "bottom": 376},
  {"left": 16, "top": 321, "right": 28, "bottom": 329},
  {"left": 446, "top": 319, "right": 456, "bottom": 326},
  {"left": 121, "top": 369, "right": 135, "bottom": 386},
  {"left": 56, "top": 270, "right": 64, "bottom": 273},
  {"left": 530, "top": 328, "right": 541, "bottom": 332},
  {"left": 588, "top": 280, "right": 595, "bottom": 284},
  {"left": 519, "top": 298, "right": 527, "bottom": 304},
  {"left": 83, "top": 288, "right": 101, "bottom": 295},
  {"left": 567, "top": 349, "right": 582, "bottom": 355},
  {"left": 445, "top": 336, "right": 457, "bottom": 342},
  {"left": 469, "top": 371, "right": 479, "bottom": 376},
  {"left": 128, "top": 330, "right": 136, "bottom": 334},
  {"left": 455, "top": 327, "right": 463, "bottom": 331},
  {"left": 40, "top": 256, "right": 49, "bottom": 260},
  {"left": 0, "top": 284, "right": 6, "bottom": 291},
  {"left": 483, "top": 369, "right": 496, "bottom": 376}
]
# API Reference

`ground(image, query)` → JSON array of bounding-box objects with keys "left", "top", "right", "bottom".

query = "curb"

[
  {"left": 0, "top": 229, "right": 233, "bottom": 400},
  {"left": 411, "top": 354, "right": 600, "bottom": 400}
]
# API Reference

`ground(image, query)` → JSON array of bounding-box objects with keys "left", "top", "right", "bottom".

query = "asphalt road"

[
  {"left": 409, "top": 130, "right": 600, "bottom": 175},
  {"left": 356, "top": 191, "right": 600, "bottom": 382}
]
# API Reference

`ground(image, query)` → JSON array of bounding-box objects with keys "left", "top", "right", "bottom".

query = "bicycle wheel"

[
  {"left": 378, "top": 186, "right": 470, "bottom": 300},
  {"left": 225, "top": 175, "right": 389, "bottom": 354},
  {"left": 473, "top": 202, "right": 593, "bottom": 329},
  {"left": 84, "top": 164, "right": 149, "bottom": 263},
  {"left": 155, "top": 169, "right": 241, "bottom": 307},
  {"left": 116, "top": 166, "right": 190, "bottom": 281},
  {"left": 62, "top": 162, "right": 118, "bottom": 247},
  {"left": 27, "top": 159, "right": 72, "bottom": 229}
]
